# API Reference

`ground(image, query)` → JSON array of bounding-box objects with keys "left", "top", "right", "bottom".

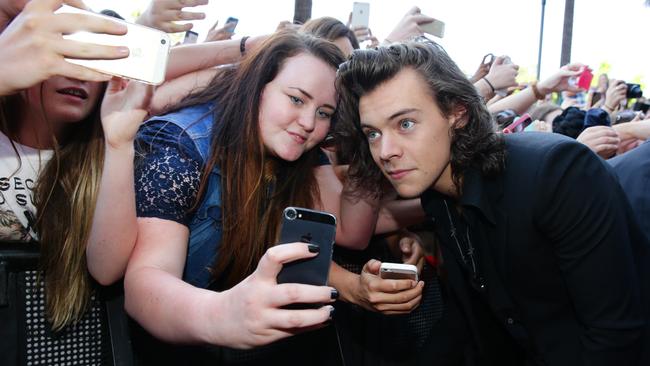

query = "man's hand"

[{"left": 351, "top": 259, "right": 424, "bottom": 315}]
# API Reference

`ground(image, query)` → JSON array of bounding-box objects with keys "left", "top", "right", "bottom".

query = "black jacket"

[
  {"left": 609, "top": 140, "right": 650, "bottom": 241},
  {"left": 421, "top": 133, "right": 649, "bottom": 366}
]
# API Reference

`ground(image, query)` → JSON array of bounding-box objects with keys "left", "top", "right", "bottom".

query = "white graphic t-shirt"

[{"left": 0, "top": 131, "right": 53, "bottom": 242}]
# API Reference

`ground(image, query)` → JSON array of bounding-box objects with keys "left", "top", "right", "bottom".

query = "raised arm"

[
  {"left": 488, "top": 63, "right": 582, "bottom": 114},
  {"left": 86, "top": 78, "right": 152, "bottom": 285},
  {"left": 126, "top": 218, "right": 334, "bottom": 347},
  {"left": 315, "top": 164, "right": 379, "bottom": 250},
  {"left": 0, "top": 0, "right": 128, "bottom": 96},
  {"left": 164, "top": 36, "right": 267, "bottom": 81}
]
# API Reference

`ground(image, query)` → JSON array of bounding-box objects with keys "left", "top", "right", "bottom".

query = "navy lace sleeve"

[{"left": 134, "top": 120, "right": 204, "bottom": 226}]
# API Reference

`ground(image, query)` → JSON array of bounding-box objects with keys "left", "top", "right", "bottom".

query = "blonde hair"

[
  {"left": 1, "top": 85, "right": 105, "bottom": 331},
  {"left": 35, "top": 113, "right": 104, "bottom": 330}
]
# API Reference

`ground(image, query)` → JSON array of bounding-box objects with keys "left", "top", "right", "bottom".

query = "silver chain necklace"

[{"left": 443, "top": 200, "right": 477, "bottom": 275}]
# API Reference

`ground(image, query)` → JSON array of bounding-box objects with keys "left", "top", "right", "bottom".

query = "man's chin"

[{"left": 394, "top": 184, "right": 426, "bottom": 199}]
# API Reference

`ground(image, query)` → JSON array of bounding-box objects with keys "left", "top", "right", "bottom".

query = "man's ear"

[{"left": 449, "top": 104, "right": 469, "bottom": 127}]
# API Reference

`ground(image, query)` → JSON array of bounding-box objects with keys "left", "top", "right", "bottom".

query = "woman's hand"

[
  {"left": 484, "top": 56, "right": 519, "bottom": 91},
  {"left": 350, "top": 259, "right": 423, "bottom": 315},
  {"left": 136, "top": 0, "right": 208, "bottom": 33},
  {"left": 384, "top": 6, "right": 435, "bottom": 43},
  {"left": 100, "top": 78, "right": 153, "bottom": 150},
  {"left": 537, "top": 63, "right": 584, "bottom": 95},
  {"left": 0, "top": 0, "right": 128, "bottom": 96},
  {"left": 204, "top": 20, "right": 233, "bottom": 42},
  {"left": 214, "top": 243, "right": 335, "bottom": 349},
  {"left": 604, "top": 79, "right": 628, "bottom": 112},
  {"left": 576, "top": 125, "right": 620, "bottom": 159}
]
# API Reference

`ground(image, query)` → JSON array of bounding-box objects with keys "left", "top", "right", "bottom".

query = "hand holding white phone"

[
  {"left": 0, "top": 0, "right": 129, "bottom": 96},
  {"left": 379, "top": 262, "right": 419, "bottom": 282},
  {"left": 56, "top": 5, "right": 171, "bottom": 85}
]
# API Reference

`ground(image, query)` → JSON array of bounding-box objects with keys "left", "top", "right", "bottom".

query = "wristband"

[
  {"left": 531, "top": 81, "right": 545, "bottom": 100},
  {"left": 482, "top": 77, "right": 495, "bottom": 93},
  {"left": 240, "top": 36, "right": 250, "bottom": 57},
  {"left": 604, "top": 103, "right": 617, "bottom": 112}
]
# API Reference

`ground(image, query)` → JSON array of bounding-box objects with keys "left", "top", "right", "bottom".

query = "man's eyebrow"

[
  {"left": 360, "top": 108, "right": 420, "bottom": 129},
  {"left": 289, "top": 87, "right": 336, "bottom": 110},
  {"left": 388, "top": 108, "right": 419, "bottom": 120}
]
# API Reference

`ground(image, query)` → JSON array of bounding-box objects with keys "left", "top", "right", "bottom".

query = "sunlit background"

[{"left": 85, "top": 0, "right": 650, "bottom": 87}]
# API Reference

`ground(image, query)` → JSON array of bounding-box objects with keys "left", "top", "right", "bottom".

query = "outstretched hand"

[
  {"left": 204, "top": 19, "right": 234, "bottom": 42},
  {"left": 384, "top": 6, "right": 435, "bottom": 43},
  {"left": 214, "top": 243, "right": 335, "bottom": 349},
  {"left": 0, "top": 0, "right": 129, "bottom": 96},
  {"left": 137, "top": 0, "right": 208, "bottom": 33},
  {"left": 537, "top": 63, "right": 584, "bottom": 95},
  {"left": 484, "top": 56, "right": 519, "bottom": 91},
  {"left": 100, "top": 78, "right": 153, "bottom": 150}
]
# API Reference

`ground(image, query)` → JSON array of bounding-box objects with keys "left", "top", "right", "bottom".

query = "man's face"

[{"left": 358, "top": 68, "right": 457, "bottom": 198}]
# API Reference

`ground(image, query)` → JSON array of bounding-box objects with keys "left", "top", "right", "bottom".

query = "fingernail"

[
  {"left": 329, "top": 306, "right": 335, "bottom": 319},
  {"left": 307, "top": 244, "right": 320, "bottom": 253},
  {"left": 330, "top": 289, "right": 339, "bottom": 300},
  {"left": 118, "top": 47, "right": 130, "bottom": 56}
]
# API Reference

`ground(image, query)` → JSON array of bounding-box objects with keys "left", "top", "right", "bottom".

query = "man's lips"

[
  {"left": 288, "top": 131, "right": 307, "bottom": 144},
  {"left": 386, "top": 168, "right": 414, "bottom": 180}
]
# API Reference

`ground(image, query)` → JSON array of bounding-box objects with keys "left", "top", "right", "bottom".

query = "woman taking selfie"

[{"left": 123, "top": 30, "right": 344, "bottom": 364}]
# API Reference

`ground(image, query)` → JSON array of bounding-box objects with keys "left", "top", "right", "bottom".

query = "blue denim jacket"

[{"left": 146, "top": 103, "right": 222, "bottom": 288}]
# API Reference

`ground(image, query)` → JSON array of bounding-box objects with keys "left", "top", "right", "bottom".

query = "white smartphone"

[
  {"left": 183, "top": 30, "right": 198, "bottom": 44},
  {"left": 420, "top": 18, "right": 445, "bottom": 38},
  {"left": 351, "top": 2, "right": 370, "bottom": 28},
  {"left": 55, "top": 5, "right": 171, "bottom": 85},
  {"left": 379, "top": 262, "right": 418, "bottom": 282}
]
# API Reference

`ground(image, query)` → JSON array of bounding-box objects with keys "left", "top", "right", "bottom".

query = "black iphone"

[{"left": 276, "top": 207, "right": 336, "bottom": 286}]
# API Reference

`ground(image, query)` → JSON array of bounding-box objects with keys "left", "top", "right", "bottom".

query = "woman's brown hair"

[
  {"left": 172, "top": 30, "right": 344, "bottom": 288},
  {"left": 0, "top": 86, "right": 105, "bottom": 331}
]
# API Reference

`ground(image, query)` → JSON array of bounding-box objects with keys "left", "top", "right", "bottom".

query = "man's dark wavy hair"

[{"left": 334, "top": 41, "right": 506, "bottom": 198}]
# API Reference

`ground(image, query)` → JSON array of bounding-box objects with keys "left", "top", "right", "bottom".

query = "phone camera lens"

[
  {"left": 285, "top": 208, "right": 297, "bottom": 221},
  {"left": 161, "top": 39, "right": 167, "bottom": 45}
]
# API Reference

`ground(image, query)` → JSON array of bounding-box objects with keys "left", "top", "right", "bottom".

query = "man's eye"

[
  {"left": 366, "top": 130, "right": 380, "bottom": 141},
  {"left": 399, "top": 119, "right": 415, "bottom": 130},
  {"left": 289, "top": 95, "right": 304, "bottom": 105}
]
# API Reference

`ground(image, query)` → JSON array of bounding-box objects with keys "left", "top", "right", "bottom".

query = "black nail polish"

[
  {"left": 329, "top": 307, "right": 335, "bottom": 319},
  {"left": 307, "top": 244, "right": 320, "bottom": 253},
  {"left": 330, "top": 289, "right": 339, "bottom": 300}
]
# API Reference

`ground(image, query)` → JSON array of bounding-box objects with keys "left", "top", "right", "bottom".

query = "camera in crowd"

[{"left": 625, "top": 82, "right": 643, "bottom": 99}]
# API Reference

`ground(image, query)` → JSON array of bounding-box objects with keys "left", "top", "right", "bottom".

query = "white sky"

[{"left": 85, "top": 0, "right": 650, "bottom": 86}]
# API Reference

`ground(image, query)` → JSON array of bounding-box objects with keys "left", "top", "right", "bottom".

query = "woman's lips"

[{"left": 288, "top": 131, "right": 307, "bottom": 144}]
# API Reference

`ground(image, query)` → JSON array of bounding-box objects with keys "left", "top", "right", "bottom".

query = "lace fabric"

[{"left": 134, "top": 121, "right": 204, "bottom": 226}]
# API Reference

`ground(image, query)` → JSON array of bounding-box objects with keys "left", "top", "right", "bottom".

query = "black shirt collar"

[{"left": 421, "top": 167, "right": 502, "bottom": 226}]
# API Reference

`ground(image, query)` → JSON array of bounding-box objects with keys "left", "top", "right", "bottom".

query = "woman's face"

[
  {"left": 258, "top": 53, "right": 337, "bottom": 162},
  {"left": 25, "top": 76, "right": 103, "bottom": 125}
]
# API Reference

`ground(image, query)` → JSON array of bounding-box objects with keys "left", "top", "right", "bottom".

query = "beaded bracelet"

[{"left": 240, "top": 36, "right": 250, "bottom": 57}]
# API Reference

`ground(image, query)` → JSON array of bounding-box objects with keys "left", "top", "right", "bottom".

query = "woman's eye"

[
  {"left": 399, "top": 119, "right": 415, "bottom": 130},
  {"left": 316, "top": 108, "right": 332, "bottom": 119},
  {"left": 289, "top": 95, "right": 304, "bottom": 105}
]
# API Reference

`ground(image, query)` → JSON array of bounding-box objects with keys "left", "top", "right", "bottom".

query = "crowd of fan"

[{"left": 0, "top": 1, "right": 648, "bottom": 365}]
